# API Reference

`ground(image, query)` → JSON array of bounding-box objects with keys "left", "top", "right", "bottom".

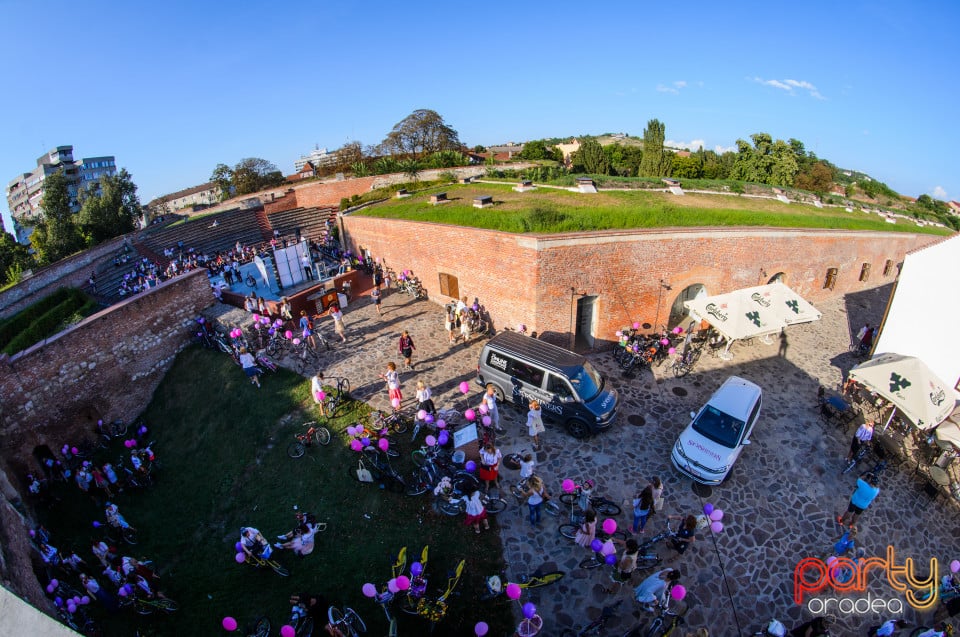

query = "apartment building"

[{"left": 6, "top": 145, "right": 116, "bottom": 222}]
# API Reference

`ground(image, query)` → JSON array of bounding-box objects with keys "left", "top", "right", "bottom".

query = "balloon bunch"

[{"left": 702, "top": 502, "right": 725, "bottom": 533}]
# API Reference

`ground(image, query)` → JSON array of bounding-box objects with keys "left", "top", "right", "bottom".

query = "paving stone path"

[{"left": 209, "top": 282, "right": 960, "bottom": 636}]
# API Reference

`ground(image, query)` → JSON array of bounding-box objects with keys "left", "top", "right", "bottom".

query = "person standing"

[
  {"left": 299, "top": 311, "right": 317, "bottom": 349},
  {"left": 574, "top": 509, "right": 597, "bottom": 549},
  {"left": 415, "top": 381, "right": 436, "bottom": 416},
  {"left": 280, "top": 297, "right": 294, "bottom": 325},
  {"left": 379, "top": 362, "right": 402, "bottom": 408},
  {"left": 522, "top": 475, "right": 549, "bottom": 527},
  {"left": 311, "top": 373, "right": 327, "bottom": 418},
  {"left": 479, "top": 442, "right": 502, "bottom": 493},
  {"left": 329, "top": 304, "right": 347, "bottom": 342},
  {"left": 526, "top": 400, "right": 545, "bottom": 449},
  {"left": 481, "top": 384, "right": 504, "bottom": 433},
  {"left": 464, "top": 490, "right": 490, "bottom": 534},
  {"left": 631, "top": 483, "right": 655, "bottom": 535},
  {"left": 445, "top": 305, "right": 458, "bottom": 344},
  {"left": 371, "top": 287, "right": 383, "bottom": 317},
  {"left": 301, "top": 253, "right": 314, "bottom": 281},
  {"left": 604, "top": 538, "right": 640, "bottom": 595},
  {"left": 838, "top": 473, "right": 880, "bottom": 527},
  {"left": 239, "top": 347, "right": 261, "bottom": 388},
  {"left": 846, "top": 420, "right": 875, "bottom": 462},
  {"left": 399, "top": 330, "right": 416, "bottom": 368}
]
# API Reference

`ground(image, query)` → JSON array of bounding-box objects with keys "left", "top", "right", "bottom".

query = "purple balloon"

[
  {"left": 522, "top": 602, "right": 537, "bottom": 619},
  {"left": 590, "top": 539, "right": 603, "bottom": 552},
  {"left": 424, "top": 414, "right": 435, "bottom": 424},
  {"left": 235, "top": 552, "right": 246, "bottom": 564},
  {"left": 703, "top": 502, "right": 714, "bottom": 516},
  {"left": 438, "top": 431, "right": 449, "bottom": 446},
  {"left": 605, "top": 553, "right": 617, "bottom": 565},
  {"left": 465, "top": 460, "right": 477, "bottom": 472},
  {"left": 46, "top": 584, "right": 55, "bottom": 594},
  {"left": 235, "top": 541, "right": 244, "bottom": 552},
  {"left": 410, "top": 561, "right": 423, "bottom": 576},
  {"left": 92, "top": 521, "right": 101, "bottom": 528}
]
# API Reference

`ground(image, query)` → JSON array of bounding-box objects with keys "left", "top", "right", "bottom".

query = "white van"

[{"left": 670, "top": 376, "right": 762, "bottom": 485}]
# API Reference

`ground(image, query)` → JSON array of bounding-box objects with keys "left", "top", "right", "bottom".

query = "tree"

[
  {"left": 603, "top": 144, "right": 643, "bottom": 176},
  {"left": 210, "top": 163, "right": 233, "bottom": 201},
  {"left": 335, "top": 142, "right": 364, "bottom": 173},
  {"left": 730, "top": 133, "right": 798, "bottom": 186},
  {"left": 0, "top": 231, "right": 32, "bottom": 286},
  {"left": 232, "top": 158, "right": 285, "bottom": 195},
  {"left": 571, "top": 137, "right": 609, "bottom": 175},
  {"left": 30, "top": 171, "right": 85, "bottom": 265},
  {"left": 671, "top": 155, "right": 702, "bottom": 179},
  {"left": 472, "top": 145, "right": 487, "bottom": 153},
  {"left": 78, "top": 169, "right": 142, "bottom": 243},
  {"left": 794, "top": 161, "right": 835, "bottom": 194},
  {"left": 638, "top": 119, "right": 671, "bottom": 177},
  {"left": 400, "top": 159, "right": 422, "bottom": 182},
  {"left": 519, "top": 140, "right": 552, "bottom": 161},
  {"left": 379, "top": 109, "right": 461, "bottom": 159}
]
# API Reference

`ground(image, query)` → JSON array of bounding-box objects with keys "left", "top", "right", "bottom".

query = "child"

[
  {"left": 519, "top": 453, "right": 536, "bottom": 482},
  {"left": 527, "top": 400, "right": 545, "bottom": 449},
  {"left": 371, "top": 287, "right": 383, "bottom": 317},
  {"left": 464, "top": 490, "right": 490, "bottom": 534},
  {"left": 379, "top": 362, "right": 401, "bottom": 409},
  {"left": 415, "top": 381, "right": 436, "bottom": 416},
  {"left": 575, "top": 509, "right": 597, "bottom": 549}
]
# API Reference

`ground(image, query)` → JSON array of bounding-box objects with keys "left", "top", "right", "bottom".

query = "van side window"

[
  {"left": 513, "top": 361, "right": 544, "bottom": 387},
  {"left": 747, "top": 397, "right": 761, "bottom": 428},
  {"left": 486, "top": 351, "right": 513, "bottom": 375},
  {"left": 548, "top": 374, "right": 573, "bottom": 400}
]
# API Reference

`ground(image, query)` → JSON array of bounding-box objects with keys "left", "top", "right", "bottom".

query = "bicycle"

[
  {"left": 670, "top": 342, "right": 702, "bottom": 379},
  {"left": 348, "top": 447, "right": 407, "bottom": 493},
  {"left": 842, "top": 441, "right": 873, "bottom": 474},
  {"left": 242, "top": 550, "right": 290, "bottom": 577},
  {"left": 370, "top": 409, "right": 410, "bottom": 435},
  {"left": 288, "top": 421, "right": 332, "bottom": 458},
  {"left": 511, "top": 476, "right": 562, "bottom": 517},
  {"left": 95, "top": 419, "right": 128, "bottom": 448},
  {"left": 560, "top": 481, "right": 622, "bottom": 517},
  {"left": 479, "top": 566, "right": 564, "bottom": 601},
  {"left": 120, "top": 593, "right": 180, "bottom": 615},
  {"left": 321, "top": 377, "right": 351, "bottom": 417},
  {"left": 56, "top": 602, "right": 98, "bottom": 634},
  {"left": 293, "top": 339, "right": 323, "bottom": 375},
  {"left": 558, "top": 600, "right": 622, "bottom": 636},
  {"left": 624, "top": 598, "right": 686, "bottom": 637},
  {"left": 436, "top": 490, "right": 508, "bottom": 516},
  {"left": 350, "top": 423, "right": 401, "bottom": 458},
  {"left": 244, "top": 616, "right": 272, "bottom": 637},
  {"left": 106, "top": 521, "right": 138, "bottom": 545},
  {"left": 327, "top": 605, "right": 367, "bottom": 637}
]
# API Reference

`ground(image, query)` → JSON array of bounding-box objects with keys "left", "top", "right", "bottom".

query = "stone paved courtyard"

[{"left": 212, "top": 282, "right": 960, "bottom": 636}]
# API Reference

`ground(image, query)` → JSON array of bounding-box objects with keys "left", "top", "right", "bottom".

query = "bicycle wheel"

[
  {"left": 154, "top": 597, "right": 179, "bottom": 613},
  {"left": 344, "top": 608, "right": 366, "bottom": 634},
  {"left": 297, "top": 617, "right": 314, "bottom": 637},
  {"left": 578, "top": 555, "right": 603, "bottom": 569},
  {"left": 437, "top": 498, "right": 463, "bottom": 516},
  {"left": 288, "top": 441, "right": 306, "bottom": 459},
  {"left": 390, "top": 416, "right": 409, "bottom": 434},
  {"left": 502, "top": 454, "right": 522, "bottom": 470},
  {"left": 545, "top": 500, "right": 562, "bottom": 516},
  {"left": 338, "top": 378, "right": 351, "bottom": 397},
  {"left": 559, "top": 493, "right": 577, "bottom": 506},
  {"left": 594, "top": 499, "right": 622, "bottom": 516},
  {"left": 385, "top": 444, "right": 401, "bottom": 458},
  {"left": 452, "top": 471, "right": 480, "bottom": 493},
  {"left": 411, "top": 450, "right": 428, "bottom": 467},
  {"left": 405, "top": 471, "right": 430, "bottom": 497},
  {"left": 253, "top": 617, "right": 271, "bottom": 637},
  {"left": 559, "top": 524, "right": 579, "bottom": 540},
  {"left": 383, "top": 472, "right": 407, "bottom": 494},
  {"left": 121, "top": 526, "right": 138, "bottom": 545},
  {"left": 135, "top": 599, "right": 155, "bottom": 615},
  {"left": 485, "top": 497, "right": 507, "bottom": 515},
  {"left": 636, "top": 555, "right": 662, "bottom": 571},
  {"left": 269, "top": 560, "right": 290, "bottom": 577},
  {"left": 314, "top": 427, "right": 331, "bottom": 446},
  {"left": 96, "top": 433, "right": 112, "bottom": 449},
  {"left": 645, "top": 616, "right": 666, "bottom": 637}
]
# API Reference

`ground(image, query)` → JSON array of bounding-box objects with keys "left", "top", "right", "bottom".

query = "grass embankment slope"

[
  {"left": 38, "top": 347, "right": 511, "bottom": 637},
  {"left": 355, "top": 182, "right": 952, "bottom": 236}
]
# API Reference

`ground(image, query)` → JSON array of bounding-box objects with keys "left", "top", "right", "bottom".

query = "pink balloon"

[
  {"left": 425, "top": 435, "right": 437, "bottom": 447},
  {"left": 378, "top": 438, "right": 389, "bottom": 452},
  {"left": 362, "top": 583, "right": 377, "bottom": 598},
  {"left": 632, "top": 322, "right": 640, "bottom": 329},
  {"left": 465, "top": 409, "right": 476, "bottom": 421},
  {"left": 436, "top": 419, "right": 446, "bottom": 429},
  {"left": 315, "top": 391, "right": 326, "bottom": 401},
  {"left": 284, "top": 330, "right": 293, "bottom": 339},
  {"left": 280, "top": 626, "right": 295, "bottom": 637},
  {"left": 459, "top": 382, "right": 470, "bottom": 394},
  {"left": 601, "top": 540, "right": 616, "bottom": 556},
  {"left": 660, "top": 338, "right": 670, "bottom": 346},
  {"left": 222, "top": 617, "right": 238, "bottom": 631},
  {"left": 350, "top": 440, "right": 363, "bottom": 452},
  {"left": 391, "top": 398, "right": 401, "bottom": 408},
  {"left": 475, "top": 622, "right": 489, "bottom": 636},
  {"left": 481, "top": 416, "right": 492, "bottom": 427},
  {"left": 252, "top": 314, "right": 260, "bottom": 321},
  {"left": 826, "top": 556, "right": 837, "bottom": 566},
  {"left": 387, "top": 578, "right": 400, "bottom": 594},
  {"left": 396, "top": 575, "right": 410, "bottom": 591},
  {"left": 478, "top": 404, "right": 488, "bottom": 415},
  {"left": 602, "top": 518, "right": 617, "bottom": 535},
  {"left": 710, "top": 521, "right": 724, "bottom": 533},
  {"left": 668, "top": 347, "right": 676, "bottom": 355},
  {"left": 417, "top": 410, "right": 427, "bottom": 420},
  {"left": 292, "top": 338, "right": 301, "bottom": 345},
  {"left": 235, "top": 552, "right": 246, "bottom": 564},
  {"left": 670, "top": 584, "right": 686, "bottom": 600},
  {"left": 709, "top": 509, "right": 724, "bottom": 522},
  {"left": 505, "top": 583, "right": 521, "bottom": 600},
  {"left": 615, "top": 330, "right": 623, "bottom": 337},
  {"left": 562, "top": 479, "right": 575, "bottom": 493}
]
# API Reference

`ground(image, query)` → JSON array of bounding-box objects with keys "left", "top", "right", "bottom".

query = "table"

[
  {"left": 827, "top": 396, "right": 850, "bottom": 411},
  {"left": 929, "top": 465, "right": 950, "bottom": 487}
]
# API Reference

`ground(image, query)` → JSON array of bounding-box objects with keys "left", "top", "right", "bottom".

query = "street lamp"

[{"left": 654, "top": 279, "right": 672, "bottom": 330}]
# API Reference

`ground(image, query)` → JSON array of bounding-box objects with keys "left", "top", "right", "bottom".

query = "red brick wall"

[
  {"left": 293, "top": 177, "right": 378, "bottom": 208},
  {"left": 342, "top": 218, "right": 940, "bottom": 346},
  {"left": 264, "top": 189, "right": 300, "bottom": 214},
  {"left": 0, "top": 270, "right": 215, "bottom": 476}
]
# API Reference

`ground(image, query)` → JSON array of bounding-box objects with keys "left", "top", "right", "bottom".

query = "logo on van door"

[{"left": 489, "top": 353, "right": 509, "bottom": 371}]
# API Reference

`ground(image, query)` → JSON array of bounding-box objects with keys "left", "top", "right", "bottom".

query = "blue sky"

[{"left": 3, "top": 0, "right": 958, "bottom": 235}]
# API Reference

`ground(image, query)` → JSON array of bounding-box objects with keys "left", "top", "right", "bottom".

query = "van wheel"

[{"left": 565, "top": 418, "right": 590, "bottom": 439}]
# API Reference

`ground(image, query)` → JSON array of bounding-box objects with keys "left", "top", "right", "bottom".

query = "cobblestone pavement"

[{"left": 210, "top": 283, "right": 960, "bottom": 637}]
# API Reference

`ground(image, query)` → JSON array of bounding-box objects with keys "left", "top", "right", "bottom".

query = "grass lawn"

[
  {"left": 37, "top": 347, "right": 513, "bottom": 637},
  {"left": 356, "top": 182, "right": 951, "bottom": 235}
]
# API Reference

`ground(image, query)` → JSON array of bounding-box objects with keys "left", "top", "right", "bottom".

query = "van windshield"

[
  {"left": 692, "top": 405, "right": 745, "bottom": 448},
  {"left": 569, "top": 362, "right": 603, "bottom": 402}
]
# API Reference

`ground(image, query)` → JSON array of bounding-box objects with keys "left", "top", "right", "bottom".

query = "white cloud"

[
  {"left": 656, "top": 80, "right": 689, "bottom": 95},
  {"left": 714, "top": 144, "right": 736, "bottom": 154},
  {"left": 932, "top": 186, "right": 947, "bottom": 199},
  {"left": 752, "top": 76, "right": 825, "bottom": 99},
  {"left": 665, "top": 139, "right": 706, "bottom": 151}
]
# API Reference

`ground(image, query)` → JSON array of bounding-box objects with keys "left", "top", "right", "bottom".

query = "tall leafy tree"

[
  {"left": 0, "top": 231, "right": 32, "bottom": 285},
  {"left": 572, "top": 137, "right": 610, "bottom": 174},
  {"left": 794, "top": 161, "right": 835, "bottom": 194},
  {"left": 30, "top": 171, "right": 85, "bottom": 264},
  {"left": 379, "top": 109, "right": 461, "bottom": 159},
  {"left": 603, "top": 144, "right": 643, "bottom": 176},
  {"left": 638, "top": 119, "right": 671, "bottom": 177},
  {"left": 731, "top": 133, "right": 799, "bottom": 186},
  {"left": 232, "top": 158, "right": 285, "bottom": 195},
  {"left": 210, "top": 163, "right": 234, "bottom": 201},
  {"left": 78, "top": 169, "right": 142, "bottom": 243}
]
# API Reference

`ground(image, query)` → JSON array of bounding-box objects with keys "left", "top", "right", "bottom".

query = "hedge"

[{"left": 1, "top": 289, "right": 98, "bottom": 355}]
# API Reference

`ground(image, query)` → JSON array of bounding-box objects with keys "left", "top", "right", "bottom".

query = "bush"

[
  {"left": 1, "top": 288, "right": 97, "bottom": 355},
  {"left": 0, "top": 287, "right": 76, "bottom": 349}
]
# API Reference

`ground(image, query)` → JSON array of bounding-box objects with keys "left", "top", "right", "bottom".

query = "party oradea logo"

[{"left": 794, "top": 546, "right": 939, "bottom": 615}]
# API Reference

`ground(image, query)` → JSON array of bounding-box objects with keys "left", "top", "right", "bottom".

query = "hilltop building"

[
  {"left": 5, "top": 145, "right": 116, "bottom": 223},
  {"left": 146, "top": 182, "right": 221, "bottom": 216},
  {"left": 294, "top": 147, "right": 338, "bottom": 172}
]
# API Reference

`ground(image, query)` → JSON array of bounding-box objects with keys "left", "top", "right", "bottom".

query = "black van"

[{"left": 476, "top": 332, "right": 619, "bottom": 438}]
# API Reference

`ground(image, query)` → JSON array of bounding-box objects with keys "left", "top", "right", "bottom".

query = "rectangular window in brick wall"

[
  {"left": 438, "top": 273, "right": 459, "bottom": 300},
  {"left": 824, "top": 267, "right": 838, "bottom": 290},
  {"left": 859, "top": 263, "right": 871, "bottom": 282},
  {"left": 883, "top": 259, "right": 894, "bottom": 276}
]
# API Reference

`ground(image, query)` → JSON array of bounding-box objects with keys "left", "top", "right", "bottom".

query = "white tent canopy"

[
  {"left": 849, "top": 353, "right": 956, "bottom": 430},
  {"left": 683, "top": 282, "right": 822, "bottom": 342}
]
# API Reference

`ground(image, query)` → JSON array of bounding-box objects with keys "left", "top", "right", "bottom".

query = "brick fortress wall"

[{"left": 341, "top": 217, "right": 939, "bottom": 346}]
